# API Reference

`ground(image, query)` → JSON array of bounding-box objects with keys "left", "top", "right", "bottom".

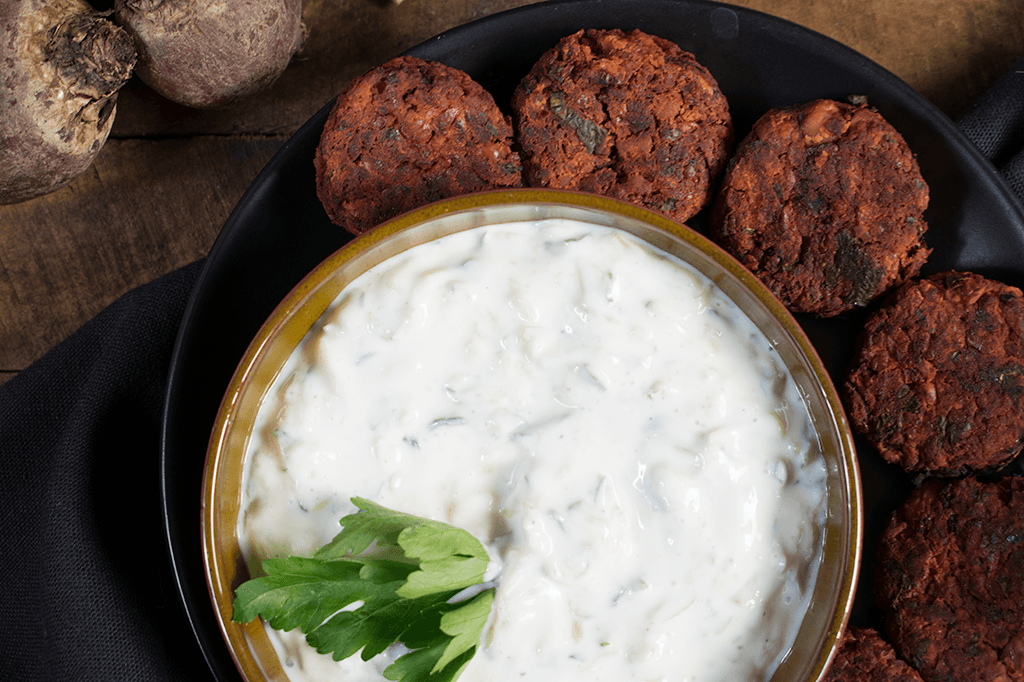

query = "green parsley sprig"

[{"left": 233, "top": 497, "right": 496, "bottom": 682}]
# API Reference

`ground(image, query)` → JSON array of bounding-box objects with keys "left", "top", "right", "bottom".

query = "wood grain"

[
  {"left": 1, "top": 0, "right": 1022, "bottom": 385},
  {"left": 729, "top": 0, "right": 1024, "bottom": 119},
  {"left": 0, "top": 137, "right": 282, "bottom": 371}
]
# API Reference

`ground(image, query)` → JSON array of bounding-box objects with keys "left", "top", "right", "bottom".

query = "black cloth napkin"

[
  {"left": 2, "top": 56, "right": 1023, "bottom": 682},
  {"left": 0, "top": 261, "right": 212, "bottom": 681},
  {"left": 958, "top": 55, "right": 1024, "bottom": 199}
]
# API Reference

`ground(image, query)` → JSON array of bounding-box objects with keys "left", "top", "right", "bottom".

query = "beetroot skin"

[
  {"left": 114, "top": 0, "right": 305, "bottom": 109},
  {"left": 1, "top": 0, "right": 136, "bottom": 204}
]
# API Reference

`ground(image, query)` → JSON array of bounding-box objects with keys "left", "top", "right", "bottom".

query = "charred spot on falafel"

[{"left": 711, "top": 99, "right": 930, "bottom": 317}]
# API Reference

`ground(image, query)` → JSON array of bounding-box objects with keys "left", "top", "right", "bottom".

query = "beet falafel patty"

[
  {"left": 823, "top": 627, "right": 923, "bottom": 682},
  {"left": 315, "top": 56, "right": 522, "bottom": 235},
  {"left": 711, "top": 99, "right": 930, "bottom": 317},
  {"left": 875, "top": 476, "right": 1024, "bottom": 682},
  {"left": 844, "top": 271, "right": 1024, "bottom": 475},
  {"left": 511, "top": 28, "right": 733, "bottom": 224}
]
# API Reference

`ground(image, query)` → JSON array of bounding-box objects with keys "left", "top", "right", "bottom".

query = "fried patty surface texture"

[
  {"left": 823, "top": 627, "right": 923, "bottom": 682},
  {"left": 875, "top": 476, "right": 1024, "bottom": 682},
  {"left": 844, "top": 271, "right": 1024, "bottom": 474},
  {"left": 315, "top": 56, "right": 522, "bottom": 235},
  {"left": 511, "top": 28, "right": 733, "bottom": 223},
  {"left": 711, "top": 99, "right": 930, "bottom": 317}
]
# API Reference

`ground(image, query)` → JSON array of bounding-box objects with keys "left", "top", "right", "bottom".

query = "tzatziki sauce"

[{"left": 238, "top": 219, "right": 828, "bottom": 682}]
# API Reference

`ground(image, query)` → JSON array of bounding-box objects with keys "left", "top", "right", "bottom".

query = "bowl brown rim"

[{"left": 201, "top": 188, "right": 863, "bottom": 682}]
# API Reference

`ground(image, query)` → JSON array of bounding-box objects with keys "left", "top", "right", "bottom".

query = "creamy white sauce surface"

[{"left": 238, "top": 219, "right": 827, "bottom": 682}]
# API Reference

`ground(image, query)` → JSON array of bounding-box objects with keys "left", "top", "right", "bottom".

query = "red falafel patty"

[
  {"left": 844, "top": 271, "right": 1024, "bottom": 475},
  {"left": 875, "top": 476, "right": 1024, "bottom": 682},
  {"left": 315, "top": 56, "right": 522, "bottom": 235},
  {"left": 823, "top": 627, "right": 924, "bottom": 682},
  {"left": 511, "top": 28, "right": 733, "bottom": 224},
  {"left": 711, "top": 99, "right": 930, "bottom": 317}
]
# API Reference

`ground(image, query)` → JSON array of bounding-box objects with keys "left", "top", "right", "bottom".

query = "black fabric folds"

[
  {"left": 958, "top": 54, "right": 1024, "bottom": 199},
  {"left": 1, "top": 55, "right": 1023, "bottom": 682},
  {"left": 0, "top": 261, "right": 212, "bottom": 681}
]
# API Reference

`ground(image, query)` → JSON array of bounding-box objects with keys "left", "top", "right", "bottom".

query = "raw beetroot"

[
  {"left": 114, "top": 0, "right": 305, "bottom": 109},
  {"left": 1, "top": 0, "right": 137, "bottom": 205}
]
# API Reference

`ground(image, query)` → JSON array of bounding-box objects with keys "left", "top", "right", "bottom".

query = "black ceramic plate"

[{"left": 161, "top": 1, "right": 1024, "bottom": 680}]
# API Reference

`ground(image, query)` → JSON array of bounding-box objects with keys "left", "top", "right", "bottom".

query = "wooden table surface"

[{"left": 2, "top": 0, "right": 1023, "bottom": 386}]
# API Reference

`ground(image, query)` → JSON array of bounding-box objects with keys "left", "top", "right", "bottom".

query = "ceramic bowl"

[{"left": 202, "top": 188, "right": 862, "bottom": 682}]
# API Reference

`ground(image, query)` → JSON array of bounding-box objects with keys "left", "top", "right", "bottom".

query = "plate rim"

[{"left": 160, "top": 1, "right": 1024, "bottom": 679}]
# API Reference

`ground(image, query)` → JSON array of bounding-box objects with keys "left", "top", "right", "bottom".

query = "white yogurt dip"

[{"left": 238, "top": 219, "right": 828, "bottom": 682}]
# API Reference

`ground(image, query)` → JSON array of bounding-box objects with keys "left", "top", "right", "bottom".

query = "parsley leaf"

[{"left": 232, "top": 497, "right": 496, "bottom": 682}]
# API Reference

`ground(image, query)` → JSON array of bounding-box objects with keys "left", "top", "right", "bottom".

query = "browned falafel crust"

[
  {"left": 844, "top": 271, "right": 1024, "bottom": 475},
  {"left": 710, "top": 99, "right": 930, "bottom": 317},
  {"left": 875, "top": 476, "right": 1024, "bottom": 682},
  {"left": 823, "top": 627, "right": 924, "bottom": 682},
  {"left": 314, "top": 56, "right": 522, "bottom": 235},
  {"left": 510, "top": 28, "right": 733, "bottom": 224}
]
